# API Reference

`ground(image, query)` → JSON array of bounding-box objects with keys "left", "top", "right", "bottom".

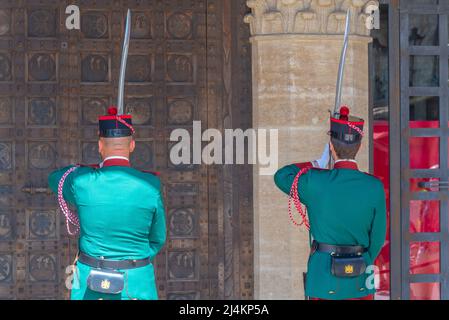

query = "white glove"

[{"left": 315, "top": 143, "right": 330, "bottom": 169}]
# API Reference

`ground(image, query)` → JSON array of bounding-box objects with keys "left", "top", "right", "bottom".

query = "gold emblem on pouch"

[
  {"left": 344, "top": 265, "right": 354, "bottom": 274},
  {"left": 101, "top": 279, "right": 111, "bottom": 290}
]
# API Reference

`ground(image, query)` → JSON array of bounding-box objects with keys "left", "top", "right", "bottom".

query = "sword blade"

[
  {"left": 117, "top": 9, "right": 131, "bottom": 115},
  {"left": 333, "top": 9, "right": 351, "bottom": 116}
]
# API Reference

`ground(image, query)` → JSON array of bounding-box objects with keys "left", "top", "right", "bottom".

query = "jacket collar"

[
  {"left": 334, "top": 160, "right": 358, "bottom": 170},
  {"left": 100, "top": 156, "right": 131, "bottom": 168}
]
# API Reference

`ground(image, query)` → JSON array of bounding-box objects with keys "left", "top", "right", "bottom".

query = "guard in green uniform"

[
  {"left": 48, "top": 107, "right": 166, "bottom": 300},
  {"left": 274, "top": 106, "right": 387, "bottom": 300}
]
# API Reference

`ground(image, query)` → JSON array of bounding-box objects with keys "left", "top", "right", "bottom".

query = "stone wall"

[{"left": 245, "top": 0, "right": 377, "bottom": 299}]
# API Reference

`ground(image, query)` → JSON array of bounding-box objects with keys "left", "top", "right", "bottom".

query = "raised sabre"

[
  {"left": 117, "top": 9, "right": 132, "bottom": 115},
  {"left": 327, "top": 9, "right": 351, "bottom": 169},
  {"left": 333, "top": 9, "right": 351, "bottom": 117}
]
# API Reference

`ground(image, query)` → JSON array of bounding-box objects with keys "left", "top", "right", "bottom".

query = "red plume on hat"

[
  {"left": 339, "top": 106, "right": 349, "bottom": 121},
  {"left": 107, "top": 107, "right": 118, "bottom": 116}
]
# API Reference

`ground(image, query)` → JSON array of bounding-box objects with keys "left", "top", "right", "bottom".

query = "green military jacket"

[
  {"left": 48, "top": 158, "right": 166, "bottom": 300},
  {"left": 274, "top": 160, "right": 387, "bottom": 300}
]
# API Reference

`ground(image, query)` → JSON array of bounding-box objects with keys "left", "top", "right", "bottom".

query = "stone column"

[{"left": 245, "top": 0, "right": 378, "bottom": 299}]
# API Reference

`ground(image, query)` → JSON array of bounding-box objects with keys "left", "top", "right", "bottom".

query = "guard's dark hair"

[{"left": 330, "top": 138, "right": 361, "bottom": 160}]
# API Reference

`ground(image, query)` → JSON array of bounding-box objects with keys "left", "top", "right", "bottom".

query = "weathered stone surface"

[{"left": 247, "top": 0, "right": 375, "bottom": 300}]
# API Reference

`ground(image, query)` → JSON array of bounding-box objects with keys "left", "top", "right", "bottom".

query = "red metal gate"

[{"left": 373, "top": 0, "right": 449, "bottom": 300}]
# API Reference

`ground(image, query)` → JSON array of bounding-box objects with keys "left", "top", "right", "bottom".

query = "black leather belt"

[
  {"left": 78, "top": 252, "right": 151, "bottom": 270},
  {"left": 311, "top": 240, "right": 366, "bottom": 256}
]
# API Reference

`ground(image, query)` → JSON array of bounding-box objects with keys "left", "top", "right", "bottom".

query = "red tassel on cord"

[
  {"left": 347, "top": 123, "right": 364, "bottom": 137},
  {"left": 116, "top": 116, "right": 135, "bottom": 134}
]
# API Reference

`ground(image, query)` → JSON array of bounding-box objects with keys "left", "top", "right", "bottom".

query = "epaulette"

[
  {"left": 310, "top": 167, "right": 328, "bottom": 171},
  {"left": 141, "top": 170, "right": 160, "bottom": 177},
  {"left": 293, "top": 161, "right": 314, "bottom": 169},
  {"left": 76, "top": 163, "right": 100, "bottom": 169},
  {"left": 362, "top": 172, "right": 382, "bottom": 181},
  {"left": 293, "top": 162, "right": 328, "bottom": 171}
]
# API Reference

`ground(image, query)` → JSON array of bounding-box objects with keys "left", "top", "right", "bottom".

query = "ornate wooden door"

[{"left": 0, "top": 0, "right": 253, "bottom": 299}]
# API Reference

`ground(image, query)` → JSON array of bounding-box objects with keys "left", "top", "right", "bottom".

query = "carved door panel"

[{"left": 0, "top": 0, "right": 253, "bottom": 300}]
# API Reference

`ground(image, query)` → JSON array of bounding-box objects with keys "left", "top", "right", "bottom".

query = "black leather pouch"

[
  {"left": 87, "top": 269, "right": 124, "bottom": 294},
  {"left": 331, "top": 255, "right": 366, "bottom": 278}
]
